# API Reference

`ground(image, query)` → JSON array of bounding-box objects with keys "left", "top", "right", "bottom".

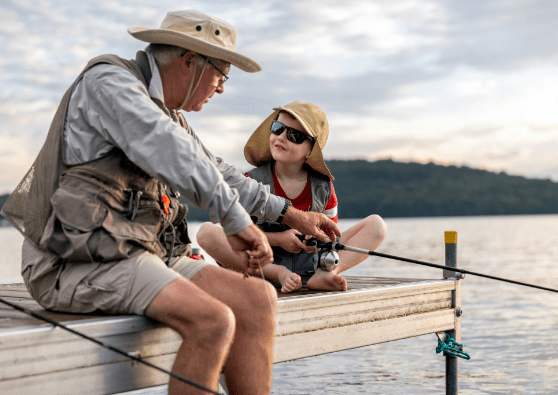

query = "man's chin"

[
  {"left": 182, "top": 105, "right": 203, "bottom": 113},
  {"left": 190, "top": 103, "right": 206, "bottom": 112}
]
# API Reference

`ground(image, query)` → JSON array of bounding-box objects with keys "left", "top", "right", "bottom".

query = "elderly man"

[{"left": 2, "top": 10, "right": 340, "bottom": 395}]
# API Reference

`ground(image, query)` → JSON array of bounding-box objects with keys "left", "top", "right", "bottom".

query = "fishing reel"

[
  {"left": 297, "top": 235, "right": 340, "bottom": 272},
  {"left": 314, "top": 248, "right": 339, "bottom": 272}
]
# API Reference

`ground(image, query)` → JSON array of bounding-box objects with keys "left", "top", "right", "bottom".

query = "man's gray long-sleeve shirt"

[{"left": 63, "top": 51, "right": 283, "bottom": 236}]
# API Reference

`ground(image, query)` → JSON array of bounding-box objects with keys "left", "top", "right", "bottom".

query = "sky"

[{"left": 1, "top": 0, "right": 558, "bottom": 194}]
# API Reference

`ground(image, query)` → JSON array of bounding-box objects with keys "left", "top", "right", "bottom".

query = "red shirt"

[{"left": 272, "top": 172, "right": 338, "bottom": 223}]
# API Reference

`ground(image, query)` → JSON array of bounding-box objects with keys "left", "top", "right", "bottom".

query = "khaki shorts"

[{"left": 22, "top": 240, "right": 209, "bottom": 316}]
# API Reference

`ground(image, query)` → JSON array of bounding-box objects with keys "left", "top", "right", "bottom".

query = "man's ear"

[{"left": 181, "top": 51, "right": 197, "bottom": 72}]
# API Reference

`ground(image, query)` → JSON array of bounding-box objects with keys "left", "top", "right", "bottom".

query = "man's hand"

[
  {"left": 281, "top": 207, "right": 342, "bottom": 243},
  {"left": 227, "top": 224, "right": 274, "bottom": 276}
]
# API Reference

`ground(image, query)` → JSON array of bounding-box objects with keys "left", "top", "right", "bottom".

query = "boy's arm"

[{"left": 265, "top": 229, "right": 314, "bottom": 254}]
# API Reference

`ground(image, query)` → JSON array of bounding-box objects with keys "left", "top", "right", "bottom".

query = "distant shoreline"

[{"left": 3, "top": 159, "right": 558, "bottom": 223}]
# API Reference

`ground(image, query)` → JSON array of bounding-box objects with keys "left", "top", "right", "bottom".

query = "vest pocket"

[
  {"left": 40, "top": 182, "right": 162, "bottom": 263},
  {"left": 39, "top": 186, "right": 109, "bottom": 262}
]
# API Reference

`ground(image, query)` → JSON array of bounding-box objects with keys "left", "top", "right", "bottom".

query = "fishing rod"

[
  {"left": 298, "top": 236, "right": 558, "bottom": 294},
  {"left": 0, "top": 297, "right": 223, "bottom": 395}
]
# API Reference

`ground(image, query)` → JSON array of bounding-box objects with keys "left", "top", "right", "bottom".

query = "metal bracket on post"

[
  {"left": 444, "top": 231, "right": 460, "bottom": 395},
  {"left": 436, "top": 332, "right": 470, "bottom": 360}
]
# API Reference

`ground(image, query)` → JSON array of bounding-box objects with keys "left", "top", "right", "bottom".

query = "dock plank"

[{"left": 0, "top": 276, "right": 457, "bottom": 394}]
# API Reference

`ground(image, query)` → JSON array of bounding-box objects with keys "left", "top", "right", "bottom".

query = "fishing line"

[
  {"left": 347, "top": 245, "right": 558, "bottom": 293},
  {"left": 243, "top": 249, "right": 275, "bottom": 314},
  {"left": 304, "top": 237, "right": 558, "bottom": 294},
  {"left": 0, "top": 297, "right": 222, "bottom": 395}
]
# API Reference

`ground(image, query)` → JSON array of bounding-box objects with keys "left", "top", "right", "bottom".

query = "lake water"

[{"left": 2, "top": 215, "right": 557, "bottom": 394}]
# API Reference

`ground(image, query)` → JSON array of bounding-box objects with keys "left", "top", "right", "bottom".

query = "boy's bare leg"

[
  {"left": 337, "top": 214, "right": 387, "bottom": 273},
  {"left": 197, "top": 223, "right": 247, "bottom": 273},
  {"left": 262, "top": 263, "right": 302, "bottom": 293},
  {"left": 191, "top": 265, "right": 277, "bottom": 394},
  {"left": 306, "top": 268, "right": 347, "bottom": 291},
  {"left": 307, "top": 215, "right": 387, "bottom": 291}
]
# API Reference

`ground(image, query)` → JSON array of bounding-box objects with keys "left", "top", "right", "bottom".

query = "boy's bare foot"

[
  {"left": 278, "top": 271, "right": 302, "bottom": 293},
  {"left": 306, "top": 269, "right": 347, "bottom": 291}
]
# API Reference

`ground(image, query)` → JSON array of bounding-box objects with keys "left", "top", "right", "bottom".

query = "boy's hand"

[
  {"left": 281, "top": 207, "right": 341, "bottom": 242},
  {"left": 227, "top": 224, "right": 274, "bottom": 275},
  {"left": 276, "top": 229, "right": 314, "bottom": 254}
]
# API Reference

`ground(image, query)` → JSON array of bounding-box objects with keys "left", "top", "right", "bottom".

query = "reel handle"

[{"left": 295, "top": 234, "right": 340, "bottom": 272}]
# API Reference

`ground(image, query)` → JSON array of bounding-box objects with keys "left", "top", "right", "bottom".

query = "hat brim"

[
  {"left": 128, "top": 27, "right": 261, "bottom": 73},
  {"left": 244, "top": 110, "right": 333, "bottom": 179}
]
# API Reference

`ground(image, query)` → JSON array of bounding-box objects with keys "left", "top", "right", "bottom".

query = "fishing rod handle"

[
  {"left": 338, "top": 244, "right": 372, "bottom": 255},
  {"left": 295, "top": 233, "right": 318, "bottom": 246}
]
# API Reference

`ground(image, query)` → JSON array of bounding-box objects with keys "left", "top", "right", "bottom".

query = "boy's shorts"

[{"left": 22, "top": 240, "right": 210, "bottom": 316}]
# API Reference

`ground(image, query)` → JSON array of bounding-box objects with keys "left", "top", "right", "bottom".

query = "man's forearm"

[{"left": 216, "top": 158, "right": 284, "bottom": 221}]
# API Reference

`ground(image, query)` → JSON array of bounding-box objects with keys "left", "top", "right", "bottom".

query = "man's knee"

[
  {"left": 237, "top": 278, "right": 277, "bottom": 324},
  {"left": 192, "top": 303, "right": 236, "bottom": 346},
  {"left": 146, "top": 279, "right": 236, "bottom": 346},
  {"left": 175, "top": 299, "right": 237, "bottom": 352}
]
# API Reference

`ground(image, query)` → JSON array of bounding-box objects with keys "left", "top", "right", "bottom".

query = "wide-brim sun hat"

[
  {"left": 128, "top": 10, "right": 261, "bottom": 73},
  {"left": 244, "top": 100, "right": 333, "bottom": 179}
]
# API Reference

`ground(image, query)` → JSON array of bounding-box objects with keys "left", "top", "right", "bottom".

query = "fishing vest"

[
  {"left": 3, "top": 51, "right": 190, "bottom": 263},
  {"left": 246, "top": 161, "right": 332, "bottom": 286}
]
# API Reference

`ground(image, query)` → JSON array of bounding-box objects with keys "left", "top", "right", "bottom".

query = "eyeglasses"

[
  {"left": 270, "top": 120, "right": 315, "bottom": 145},
  {"left": 198, "top": 54, "right": 229, "bottom": 86}
]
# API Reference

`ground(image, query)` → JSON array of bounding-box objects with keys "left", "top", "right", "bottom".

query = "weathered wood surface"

[{"left": 0, "top": 276, "right": 457, "bottom": 394}]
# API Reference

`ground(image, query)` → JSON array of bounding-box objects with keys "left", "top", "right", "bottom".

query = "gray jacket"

[{"left": 63, "top": 50, "right": 284, "bottom": 236}]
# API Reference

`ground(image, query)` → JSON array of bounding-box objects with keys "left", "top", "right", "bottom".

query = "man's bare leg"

[
  {"left": 190, "top": 265, "right": 277, "bottom": 394},
  {"left": 145, "top": 277, "right": 236, "bottom": 395}
]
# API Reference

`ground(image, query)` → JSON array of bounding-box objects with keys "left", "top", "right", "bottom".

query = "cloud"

[
  {"left": 1, "top": 0, "right": 558, "bottom": 193},
  {"left": 439, "top": 1, "right": 558, "bottom": 71}
]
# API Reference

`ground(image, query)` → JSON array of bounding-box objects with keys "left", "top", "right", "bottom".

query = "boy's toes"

[
  {"left": 306, "top": 270, "right": 347, "bottom": 291},
  {"left": 280, "top": 286, "right": 294, "bottom": 293}
]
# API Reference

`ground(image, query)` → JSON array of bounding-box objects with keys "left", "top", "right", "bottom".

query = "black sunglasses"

[{"left": 270, "top": 120, "right": 315, "bottom": 145}]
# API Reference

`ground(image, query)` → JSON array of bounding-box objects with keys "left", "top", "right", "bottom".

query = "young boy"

[{"left": 197, "top": 101, "right": 387, "bottom": 292}]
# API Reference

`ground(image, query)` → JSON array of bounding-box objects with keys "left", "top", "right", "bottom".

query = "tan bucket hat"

[
  {"left": 244, "top": 100, "right": 333, "bottom": 179},
  {"left": 128, "top": 10, "right": 261, "bottom": 73}
]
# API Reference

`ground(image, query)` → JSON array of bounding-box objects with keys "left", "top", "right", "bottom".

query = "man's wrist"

[{"left": 276, "top": 199, "right": 292, "bottom": 224}]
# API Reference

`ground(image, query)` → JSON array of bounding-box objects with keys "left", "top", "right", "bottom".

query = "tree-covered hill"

[
  {"left": 327, "top": 159, "right": 558, "bottom": 219},
  {"left": 2, "top": 159, "right": 558, "bottom": 224}
]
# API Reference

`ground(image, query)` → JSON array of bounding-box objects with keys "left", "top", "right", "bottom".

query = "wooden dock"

[{"left": 0, "top": 275, "right": 462, "bottom": 394}]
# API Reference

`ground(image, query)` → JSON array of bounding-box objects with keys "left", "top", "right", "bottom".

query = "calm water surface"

[{"left": 2, "top": 215, "right": 557, "bottom": 394}]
